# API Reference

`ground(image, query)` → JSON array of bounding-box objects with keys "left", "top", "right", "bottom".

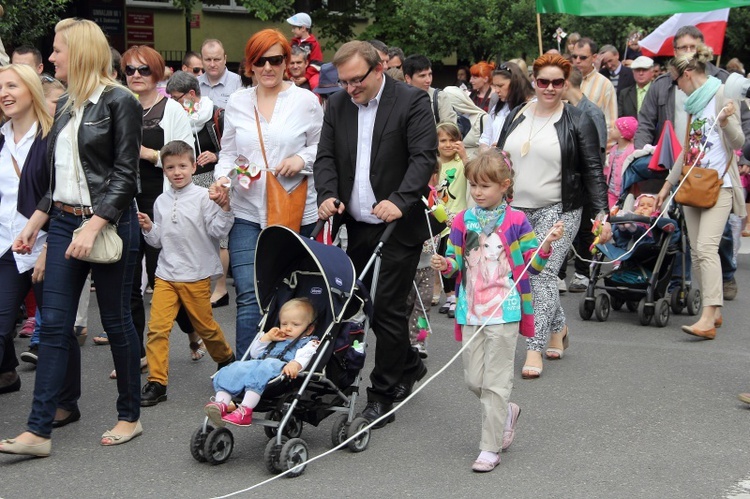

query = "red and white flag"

[{"left": 640, "top": 8, "right": 730, "bottom": 57}]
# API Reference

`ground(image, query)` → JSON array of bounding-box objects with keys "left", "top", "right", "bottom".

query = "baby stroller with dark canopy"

[
  {"left": 190, "top": 225, "right": 378, "bottom": 476},
  {"left": 579, "top": 155, "right": 702, "bottom": 327}
]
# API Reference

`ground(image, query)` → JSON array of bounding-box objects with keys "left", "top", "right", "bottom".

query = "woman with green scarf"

[{"left": 656, "top": 43, "right": 746, "bottom": 340}]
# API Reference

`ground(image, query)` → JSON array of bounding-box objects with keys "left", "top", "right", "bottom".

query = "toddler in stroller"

[{"left": 205, "top": 298, "right": 320, "bottom": 427}]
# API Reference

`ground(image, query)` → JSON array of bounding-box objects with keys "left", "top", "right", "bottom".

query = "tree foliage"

[{"left": 0, "top": 0, "right": 71, "bottom": 49}]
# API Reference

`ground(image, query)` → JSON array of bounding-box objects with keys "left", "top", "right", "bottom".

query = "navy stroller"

[
  {"left": 579, "top": 155, "right": 701, "bottom": 327},
  {"left": 190, "top": 225, "right": 376, "bottom": 476}
]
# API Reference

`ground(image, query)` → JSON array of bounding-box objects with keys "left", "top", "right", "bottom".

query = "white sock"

[
  {"left": 478, "top": 450, "right": 498, "bottom": 462},
  {"left": 215, "top": 391, "right": 232, "bottom": 405},
  {"left": 240, "top": 391, "right": 261, "bottom": 409}
]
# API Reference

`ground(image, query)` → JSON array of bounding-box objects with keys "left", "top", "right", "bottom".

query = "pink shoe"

[
  {"left": 18, "top": 318, "right": 35, "bottom": 338},
  {"left": 204, "top": 400, "right": 229, "bottom": 427},
  {"left": 502, "top": 402, "right": 521, "bottom": 450},
  {"left": 222, "top": 405, "right": 253, "bottom": 427}
]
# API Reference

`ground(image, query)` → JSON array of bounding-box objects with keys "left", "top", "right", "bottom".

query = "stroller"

[
  {"left": 190, "top": 225, "right": 382, "bottom": 476},
  {"left": 579, "top": 155, "right": 702, "bottom": 327}
]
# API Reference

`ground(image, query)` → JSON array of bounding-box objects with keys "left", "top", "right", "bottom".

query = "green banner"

[{"left": 536, "top": 0, "right": 750, "bottom": 16}]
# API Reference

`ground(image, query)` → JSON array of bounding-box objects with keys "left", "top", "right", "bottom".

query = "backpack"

[{"left": 433, "top": 88, "right": 473, "bottom": 138}]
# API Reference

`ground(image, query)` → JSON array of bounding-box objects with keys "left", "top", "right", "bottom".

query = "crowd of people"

[{"left": 0, "top": 11, "right": 748, "bottom": 474}]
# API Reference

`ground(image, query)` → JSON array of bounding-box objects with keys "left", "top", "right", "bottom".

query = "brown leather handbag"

[
  {"left": 255, "top": 108, "right": 307, "bottom": 232},
  {"left": 673, "top": 114, "right": 728, "bottom": 209}
]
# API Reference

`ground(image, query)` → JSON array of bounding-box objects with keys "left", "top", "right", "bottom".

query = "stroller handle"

[
  {"left": 378, "top": 222, "right": 397, "bottom": 245},
  {"left": 309, "top": 219, "right": 327, "bottom": 239},
  {"left": 309, "top": 218, "right": 396, "bottom": 244}
]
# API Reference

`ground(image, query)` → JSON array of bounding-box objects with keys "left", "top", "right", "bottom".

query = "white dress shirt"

[
  {"left": 214, "top": 83, "right": 323, "bottom": 227},
  {"left": 348, "top": 76, "right": 386, "bottom": 224},
  {"left": 144, "top": 182, "right": 234, "bottom": 282},
  {"left": 0, "top": 121, "right": 46, "bottom": 272},
  {"left": 198, "top": 70, "right": 242, "bottom": 109}
]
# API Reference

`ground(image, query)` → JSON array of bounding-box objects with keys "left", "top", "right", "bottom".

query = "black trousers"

[{"left": 344, "top": 219, "right": 425, "bottom": 404}]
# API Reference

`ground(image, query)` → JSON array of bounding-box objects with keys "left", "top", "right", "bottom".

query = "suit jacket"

[
  {"left": 618, "top": 84, "right": 638, "bottom": 118},
  {"left": 600, "top": 65, "right": 635, "bottom": 95},
  {"left": 314, "top": 75, "right": 438, "bottom": 246}
]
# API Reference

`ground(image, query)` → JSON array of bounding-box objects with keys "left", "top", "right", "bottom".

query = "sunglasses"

[
  {"left": 570, "top": 54, "right": 589, "bottom": 61},
  {"left": 190, "top": 67, "right": 204, "bottom": 74},
  {"left": 125, "top": 65, "right": 152, "bottom": 77},
  {"left": 252, "top": 55, "right": 285, "bottom": 67},
  {"left": 536, "top": 78, "right": 565, "bottom": 89}
]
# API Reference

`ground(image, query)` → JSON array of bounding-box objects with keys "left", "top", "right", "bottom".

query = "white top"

[
  {"left": 349, "top": 76, "right": 386, "bottom": 224},
  {"left": 152, "top": 98, "right": 195, "bottom": 193},
  {"left": 53, "top": 85, "right": 107, "bottom": 206},
  {"left": 144, "top": 182, "right": 234, "bottom": 282},
  {"left": 0, "top": 121, "right": 46, "bottom": 272},
  {"left": 505, "top": 107, "right": 564, "bottom": 209},
  {"left": 691, "top": 96, "right": 731, "bottom": 188},
  {"left": 214, "top": 84, "right": 323, "bottom": 227},
  {"left": 479, "top": 102, "right": 510, "bottom": 147},
  {"left": 249, "top": 335, "right": 320, "bottom": 370},
  {"left": 198, "top": 70, "right": 243, "bottom": 109}
]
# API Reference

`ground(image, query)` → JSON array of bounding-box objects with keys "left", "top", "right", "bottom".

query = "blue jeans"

[
  {"left": 228, "top": 220, "right": 315, "bottom": 358},
  {"left": 27, "top": 205, "right": 141, "bottom": 438},
  {"left": 671, "top": 220, "right": 735, "bottom": 289},
  {"left": 0, "top": 249, "right": 43, "bottom": 374}
]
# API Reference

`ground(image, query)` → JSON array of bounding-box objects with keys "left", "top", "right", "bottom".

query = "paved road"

[{"left": 2, "top": 253, "right": 750, "bottom": 499}]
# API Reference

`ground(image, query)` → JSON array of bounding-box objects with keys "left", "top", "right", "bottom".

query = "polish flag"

[{"left": 640, "top": 8, "right": 730, "bottom": 57}]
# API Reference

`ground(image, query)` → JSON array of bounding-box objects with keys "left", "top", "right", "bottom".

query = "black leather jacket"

[
  {"left": 497, "top": 102, "right": 608, "bottom": 214},
  {"left": 38, "top": 85, "right": 143, "bottom": 222}
]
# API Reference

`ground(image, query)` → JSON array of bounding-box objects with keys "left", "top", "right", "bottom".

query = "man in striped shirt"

[{"left": 571, "top": 38, "right": 617, "bottom": 141}]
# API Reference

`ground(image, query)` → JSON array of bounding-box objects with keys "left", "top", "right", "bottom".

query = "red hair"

[
  {"left": 532, "top": 54, "right": 572, "bottom": 80},
  {"left": 121, "top": 45, "right": 165, "bottom": 82},
  {"left": 470, "top": 61, "right": 495, "bottom": 79},
  {"left": 244, "top": 29, "right": 291, "bottom": 77}
]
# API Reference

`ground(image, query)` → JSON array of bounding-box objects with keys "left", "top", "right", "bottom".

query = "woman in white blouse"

[
  {"left": 0, "top": 64, "right": 53, "bottom": 395},
  {"left": 212, "top": 29, "right": 323, "bottom": 358}
]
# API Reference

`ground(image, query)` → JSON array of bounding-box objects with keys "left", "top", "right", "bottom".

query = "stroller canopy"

[{"left": 255, "top": 226, "right": 357, "bottom": 322}]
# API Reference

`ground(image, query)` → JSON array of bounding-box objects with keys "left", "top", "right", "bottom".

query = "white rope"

[{"left": 212, "top": 228, "right": 556, "bottom": 498}]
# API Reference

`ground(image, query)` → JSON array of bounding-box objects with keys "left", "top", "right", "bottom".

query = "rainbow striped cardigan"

[{"left": 443, "top": 207, "right": 551, "bottom": 340}]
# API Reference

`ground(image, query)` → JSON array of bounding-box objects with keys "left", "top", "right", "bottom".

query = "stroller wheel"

[
  {"left": 331, "top": 414, "right": 349, "bottom": 448},
  {"left": 653, "top": 298, "right": 670, "bottom": 327},
  {"left": 203, "top": 427, "right": 234, "bottom": 465},
  {"left": 670, "top": 287, "right": 685, "bottom": 315},
  {"left": 594, "top": 294, "right": 610, "bottom": 322},
  {"left": 346, "top": 416, "right": 371, "bottom": 453},
  {"left": 610, "top": 296, "right": 624, "bottom": 311},
  {"left": 638, "top": 298, "right": 654, "bottom": 326},
  {"left": 190, "top": 424, "right": 214, "bottom": 463},
  {"left": 280, "top": 438, "right": 309, "bottom": 477},
  {"left": 264, "top": 435, "right": 289, "bottom": 474},
  {"left": 264, "top": 411, "right": 304, "bottom": 439},
  {"left": 686, "top": 288, "right": 702, "bottom": 316},
  {"left": 578, "top": 297, "right": 594, "bottom": 321}
]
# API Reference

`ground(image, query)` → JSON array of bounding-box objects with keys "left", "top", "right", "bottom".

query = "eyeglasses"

[
  {"left": 190, "top": 67, "right": 204, "bottom": 75},
  {"left": 337, "top": 65, "right": 375, "bottom": 89},
  {"left": 675, "top": 44, "right": 697, "bottom": 53},
  {"left": 125, "top": 65, "right": 152, "bottom": 77},
  {"left": 536, "top": 78, "right": 565, "bottom": 89},
  {"left": 570, "top": 54, "right": 589, "bottom": 61},
  {"left": 252, "top": 55, "right": 285, "bottom": 67},
  {"left": 40, "top": 75, "right": 57, "bottom": 83},
  {"left": 171, "top": 92, "right": 186, "bottom": 102}
]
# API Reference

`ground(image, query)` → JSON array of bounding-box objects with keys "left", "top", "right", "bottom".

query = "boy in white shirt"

[{"left": 138, "top": 140, "right": 235, "bottom": 407}]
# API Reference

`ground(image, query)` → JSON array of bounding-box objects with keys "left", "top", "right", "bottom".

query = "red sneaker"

[
  {"left": 204, "top": 400, "right": 229, "bottom": 427},
  {"left": 222, "top": 405, "right": 253, "bottom": 427},
  {"left": 18, "top": 318, "right": 35, "bottom": 338}
]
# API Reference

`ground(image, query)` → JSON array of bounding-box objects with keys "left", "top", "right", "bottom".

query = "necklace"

[
  {"left": 521, "top": 104, "right": 556, "bottom": 157},
  {"left": 142, "top": 94, "right": 161, "bottom": 118}
]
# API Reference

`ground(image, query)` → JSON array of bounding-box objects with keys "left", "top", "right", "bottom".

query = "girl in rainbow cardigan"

[{"left": 431, "top": 150, "right": 563, "bottom": 473}]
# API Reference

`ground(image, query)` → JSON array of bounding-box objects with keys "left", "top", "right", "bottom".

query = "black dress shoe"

[
  {"left": 0, "top": 370, "right": 20, "bottom": 394},
  {"left": 361, "top": 401, "right": 395, "bottom": 429},
  {"left": 217, "top": 353, "right": 236, "bottom": 371},
  {"left": 393, "top": 363, "right": 428, "bottom": 403},
  {"left": 52, "top": 408, "right": 81, "bottom": 428},
  {"left": 211, "top": 293, "right": 229, "bottom": 308},
  {"left": 20, "top": 345, "right": 38, "bottom": 366},
  {"left": 140, "top": 381, "right": 167, "bottom": 407}
]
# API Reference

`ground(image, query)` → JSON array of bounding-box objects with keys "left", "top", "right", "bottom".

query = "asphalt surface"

[{"left": 2, "top": 254, "right": 750, "bottom": 499}]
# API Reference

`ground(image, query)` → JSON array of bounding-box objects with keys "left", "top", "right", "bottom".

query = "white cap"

[
  {"left": 286, "top": 13, "right": 312, "bottom": 29},
  {"left": 631, "top": 56, "right": 654, "bottom": 70}
]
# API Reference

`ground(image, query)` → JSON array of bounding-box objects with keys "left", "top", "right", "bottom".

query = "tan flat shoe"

[
  {"left": 101, "top": 420, "right": 143, "bottom": 446},
  {"left": 545, "top": 327, "right": 569, "bottom": 360},
  {"left": 0, "top": 437, "right": 51, "bottom": 457},
  {"left": 681, "top": 325, "right": 716, "bottom": 340}
]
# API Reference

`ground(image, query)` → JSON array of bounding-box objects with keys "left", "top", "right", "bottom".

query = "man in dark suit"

[
  {"left": 618, "top": 56, "right": 655, "bottom": 118},
  {"left": 314, "top": 41, "right": 437, "bottom": 428},
  {"left": 598, "top": 45, "right": 635, "bottom": 95}
]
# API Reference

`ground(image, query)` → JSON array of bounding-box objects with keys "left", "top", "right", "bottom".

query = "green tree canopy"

[{"left": 0, "top": 0, "right": 71, "bottom": 50}]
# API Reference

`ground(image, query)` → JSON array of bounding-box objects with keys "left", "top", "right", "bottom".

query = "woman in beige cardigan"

[{"left": 656, "top": 44, "right": 746, "bottom": 340}]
